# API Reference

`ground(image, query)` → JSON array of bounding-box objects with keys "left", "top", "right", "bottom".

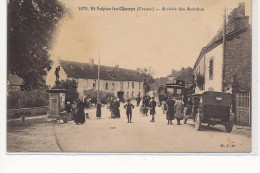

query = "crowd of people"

[{"left": 64, "top": 93, "right": 193, "bottom": 125}]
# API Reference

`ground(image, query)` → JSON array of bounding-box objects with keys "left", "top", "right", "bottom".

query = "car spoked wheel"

[
  {"left": 195, "top": 113, "right": 202, "bottom": 131},
  {"left": 225, "top": 119, "right": 233, "bottom": 133}
]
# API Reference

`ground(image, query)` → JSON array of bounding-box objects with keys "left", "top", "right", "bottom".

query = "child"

[{"left": 124, "top": 99, "right": 135, "bottom": 123}]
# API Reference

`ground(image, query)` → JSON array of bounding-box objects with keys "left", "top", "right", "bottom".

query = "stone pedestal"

[{"left": 46, "top": 89, "right": 66, "bottom": 119}]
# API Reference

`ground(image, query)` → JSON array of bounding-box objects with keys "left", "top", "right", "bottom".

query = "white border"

[{"left": 0, "top": 0, "right": 259, "bottom": 172}]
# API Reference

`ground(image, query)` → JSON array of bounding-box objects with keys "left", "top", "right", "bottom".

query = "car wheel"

[
  {"left": 225, "top": 119, "right": 233, "bottom": 133},
  {"left": 195, "top": 113, "right": 202, "bottom": 131}
]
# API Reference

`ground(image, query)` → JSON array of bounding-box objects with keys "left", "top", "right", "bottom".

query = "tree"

[
  {"left": 8, "top": 0, "right": 67, "bottom": 90},
  {"left": 52, "top": 79, "right": 79, "bottom": 103},
  {"left": 137, "top": 67, "right": 155, "bottom": 93}
]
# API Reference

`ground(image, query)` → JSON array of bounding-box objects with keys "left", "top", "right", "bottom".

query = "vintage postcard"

[{"left": 7, "top": 0, "right": 252, "bottom": 153}]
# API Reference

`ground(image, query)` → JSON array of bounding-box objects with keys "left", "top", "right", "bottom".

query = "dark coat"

[
  {"left": 75, "top": 101, "right": 85, "bottom": 124},
  {"left": 113, "top": 100, "right": 120, "bottom": 118},
  {"left": 124, "top": 103, "right": 134, "bottom": 113},
  {"left": 149, "top": 100, "right": 157, "bottom": 115},
  {"left": 96, "top": 103, "right": 101, "bottom": 117},
  {"left": 166, "top": 99, "right": 175, "bottom": 120},
  {"left": 143, "top": 97, "right": 149, "bottom": 107},
  {"left": 66, "top": 104, "right": 71, "bottom": 113}
]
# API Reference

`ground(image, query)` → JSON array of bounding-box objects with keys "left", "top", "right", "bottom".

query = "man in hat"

[
  {"left": 124, "top": 99, "right": 135, "bottom": 123},
  {"left": 149, "top": 97, "right": 157, "bottom": 122}
]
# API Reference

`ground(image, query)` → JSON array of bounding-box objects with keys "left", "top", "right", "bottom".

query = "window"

[
  {"left": 176, "top": 89, "right": 182, "bottom": 95},
  {"left": 139, "top": 82, "right": 141, "bottom": 89},
  {"left": 85, "top": 80, "right": 88, "bottom": 88},
  {"left": 93, "top": 80, "right": 96, "bottom": 88},
  {"left": 120, "top": 83, "right": 123, "bottom": 91},
  {"left": 105, "top": 83, "right": 108, "bottom": 90},
  {"left": 132, "top": 82, "right": 134, "bottom": 89},
  {"left": 126, "top": 92, "right": 129, "bottom": 98},
  {"left": 132, "top": 91, "right": 134, "bottom": 97},
  {"left": 209, "top": 57, "right": 214, "bottom": 80},
  {"left": 112, "top": 83, "right": 115, "bottom": 90},
  {"left": 127, "top": 82, "right": 129, "bottom": 89}
]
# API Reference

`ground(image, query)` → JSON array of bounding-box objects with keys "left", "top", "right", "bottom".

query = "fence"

[{"left": 235, "top": 92, "right": 251, "bottom": 126}]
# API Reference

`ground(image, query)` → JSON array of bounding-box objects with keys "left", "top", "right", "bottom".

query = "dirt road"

[{"left": 53, "top": 104, "right": 251, "bottom": 153}]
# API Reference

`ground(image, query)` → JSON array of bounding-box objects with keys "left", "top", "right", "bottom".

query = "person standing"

[
  {"left": 149, "top": 97, "right": 157, "bottom": 122},
  {"left": 175, "top": 95, "right": 184, "bottom": 125},
  {"left": 96, "top": 100, "right": 102, "bottom": 119},
  {"left": 142, "top": 95, "right": 149, "bottom": 116},
  {"left": 113, "top": 98, "right": 121, "bottom": 118},
  {"left": 75, "top": 99, "right": 85, "bottom": 125},
  {"left": 65, "top": 101, "right": 71, "bottom": 113},
  {"left": 166, "top": 95, "right": 175, "bottom": 125},
  {"left": 124, "top": 99, "right": 135, "bottom": 123},
  {"left": 184, "top": 97, "right": 192, "bottom": 124},
  {"left": 71, "top": 101, "right": 77, "bottom": 120},
  {"left": 136, "top": 96, "right": 141, "bottom": 107}
]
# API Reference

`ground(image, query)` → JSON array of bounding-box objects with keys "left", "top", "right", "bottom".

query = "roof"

[
  {"left": 193, "top": 26, "right": 249, "bottom": 69},
  {"left": 8, "top": 74, "right": 23, "bottom": 86},
  {"left": 193, "top": 3, "right": 250, "bottom": 68},
  {"left": 175, "top": 67, "right": 193, "bottom": 80},
  {"left": 60, "top": 60, "right": 143, "bottom": 82}
]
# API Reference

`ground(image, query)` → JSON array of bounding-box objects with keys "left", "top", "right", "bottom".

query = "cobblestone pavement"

[{"left": 7, "top": 102, "right": 251, "bottom": 152}]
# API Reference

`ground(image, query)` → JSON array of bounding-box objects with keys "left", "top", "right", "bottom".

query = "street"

[
  {"left": 53, "top": 101, "right": 251, "bottom": 153},
  {"left": 7, "top": 101, "right": 251, "bottom": 153}
]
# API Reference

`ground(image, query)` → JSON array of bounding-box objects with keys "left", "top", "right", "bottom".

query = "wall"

[
  {"left": 224, "top": 28, "right": 251, "bottom": 91},
  {"left": 76, "top": 78, "right": 144, "bottom": 99},
  {"left": 204, "top": 44, "right": 223, "bottom": 92},
  {"left": 194, "top": 55, "right": 205, "bottom": 93},
  {"left": 7, "top": 106, "right": 49, "bottom": 119}
]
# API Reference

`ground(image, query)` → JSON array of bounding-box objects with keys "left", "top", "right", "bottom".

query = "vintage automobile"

[
  {"left": 195, "top": 91, "right": 235, "bottom": 132},
  {"left": 184, "top": 93, "right": 201, "bottom": 124}
]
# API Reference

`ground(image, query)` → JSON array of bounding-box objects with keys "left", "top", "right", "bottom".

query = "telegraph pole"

[
  {"left": 222, "top": 7, "right": 226, "bottom": 92},
  {"left": 97, "top": 49, "right": 100, "bottom": 103}
]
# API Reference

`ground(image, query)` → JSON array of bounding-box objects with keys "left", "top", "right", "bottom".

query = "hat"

[{"left": 127, "top": 99, "right": 131, "bottom": 102}]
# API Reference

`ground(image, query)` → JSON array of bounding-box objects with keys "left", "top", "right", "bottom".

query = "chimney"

[
  {"left": 115, "top": 65, "right": 119, "bottom": 71},
  {"left": 238, "top": 2, "right": 245, "bottom": 16},
  {"left": 89, "top": 58, "right": 94, "bottom": 66}
]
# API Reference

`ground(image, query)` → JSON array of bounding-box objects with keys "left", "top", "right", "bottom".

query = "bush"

[
  {"left": 7, "top": 89, "right": 48, "bottom": 109},
  {"left": 52, "top": 79, "right": 79, "bottom": 103}
]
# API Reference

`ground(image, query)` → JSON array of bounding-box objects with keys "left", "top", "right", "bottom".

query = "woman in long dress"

[
  {"left": 166, "top": 95, "right": 175, "bottom": 125},
  {"left": 96, "top": 100, "right": 102, "bottom": 119},
  {"left": 75, "top": 100, "right": 85, "bottom": 124},
  {"left": 113, "top": 98, "right": 121, "bottom": 118},
  {"left": 175, "top": 95, "right": 184, "bottom": 125}
]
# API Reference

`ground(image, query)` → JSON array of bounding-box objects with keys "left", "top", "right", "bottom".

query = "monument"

[
  {"left": 46, "top": 66, "right": 68, "bottom": 122},
  {"left": 46, "top": 88, "right": 66, "bottom": 119}
]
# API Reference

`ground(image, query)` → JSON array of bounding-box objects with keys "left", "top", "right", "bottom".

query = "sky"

[{"left": 51, "top": 0, "right": 251, "bottom": 78}]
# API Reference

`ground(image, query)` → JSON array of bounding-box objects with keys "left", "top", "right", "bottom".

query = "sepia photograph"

[{"left": 6, "top": 0, "right": 253, "bottom": 153}]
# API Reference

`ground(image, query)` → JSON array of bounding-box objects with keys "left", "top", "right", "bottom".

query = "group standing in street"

[{"left": 64, "top": 93, "right": 190, "bottom": 126}]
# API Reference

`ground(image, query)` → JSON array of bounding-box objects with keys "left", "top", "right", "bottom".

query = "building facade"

[
  {"left": 193, "top": 3, "right": 251, "bottom": 93},
  {"left": 46, "top": 59, "right": 144, "bottom": 99}
]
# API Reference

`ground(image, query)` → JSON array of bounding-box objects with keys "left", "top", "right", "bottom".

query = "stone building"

[
  {"left": 193, "top": 2, "right": 251, "bottom": 93},
  {"left": 46, "top": 59, "right": 144, "bottom": 99}
]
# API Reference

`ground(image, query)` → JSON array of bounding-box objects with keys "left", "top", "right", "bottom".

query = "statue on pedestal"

[{"left": 55, "top": 66, "right": 60, "bottom": 81}]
